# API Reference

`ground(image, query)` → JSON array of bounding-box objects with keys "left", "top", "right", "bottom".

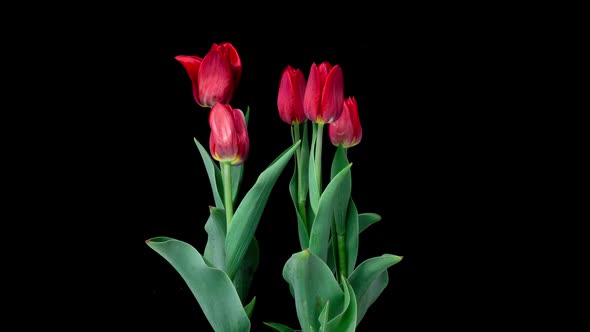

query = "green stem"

[
  {"left": 337, "top": 233, "right": 347, "bottom": 282},
  {"left": 293, "top": 123, "right": 307, "bottom": 229},
  {"left": 315, "top": 122, "right": 324, "bottom": 191},
  {"left": 222, "top": 162, "right": 234, "bottom": 228}
]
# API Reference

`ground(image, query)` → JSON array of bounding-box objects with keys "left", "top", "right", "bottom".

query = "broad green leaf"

[
  {"left": 290, "top": 171, "right": 309, "bottom": 249},
  {"left": 330, "top": 144, "right": 348, "bottom": 181},
  {"left": 330, "top": 145, "right": 351, "bottom": 234},
  {"left": 324, "top": 279, "right": 357, "bottom": 332},
  {"left": 203, "top": 207, "right": 227, "bottom": 270},
  {"left": 349, "top": 254, "right": 403, "bottom": 325},
  {"left": 146, "top": 237, "right": 250, "bottom": 332},
  {"left": 225, "top": 141, "right": 300, "bottom": 278},
  {"left": 358, "top": 213, "right": 381, "bottom": 233},
  {"left": 283, "top": 249, "right": 343, "bottom": 332},
  {"left": 244, "top": 296, "right": 256, "bottom": 319},
  {"left": 308, "top": 164, "right": 352, "bottom": 263},
  {"left": 194, "top": 138, "right": 224, "bottom": 208},
  {"left": 345, "top": 201, "right": 359, "bottom": 276},
  {"left": 233, "top": 238, "right": 259, "bottom": 303},
  {"left": 264, "top": 322, "right": 297, "bottom": 332},
  {"left": 308, "top": 122, "right": 320, "bottom": 214},
  {"left": 326, "top": 224, "right": 337, "bottom": 274}
]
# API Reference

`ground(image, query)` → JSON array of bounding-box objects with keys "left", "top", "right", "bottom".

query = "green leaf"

[
  {"left": 308, "top": 122, "right": 320, "bottom": 214},
  {"left": 330, "top": 145, "right": 351, "bottom": 235},
  {"left": 194, "top": 137, "right": 224, "bottom": 208},
  {"left": 244, "top": 296, "right": 256, "bottom": 319},
  {"left": 225, "top": 141, "right": 300, "bottom": 278},
  {"left": 345, "top": 200, "right": 359, "bottom": 276},
  {"left": 318, "top": 301, "right": 330, "bottom": 331},
  {"left": 264, "top": 322, "right": 297, "bottom": 332},
  {"left": 308, "top": 164, "right": 352, "bottom": 263},
  {"left": 232, "top": 238, "right": 259, "bottom": 303},
  {"left": 323, "top": 279, "right": 357, "bottom": 332},
  {"left": 330, "top": 145, "right": 349, "bottom": 181},
  {"left": 146, "top": 237, "right": 250, "bottom": 332},
  {"left": 203, "top": 207, "right": 227, "bottom": 270},
  {"left": 290, "top": 171, "right": 310, "bottom": 250},
  {"left": 358, "top": 213, "right": 381, "bottom": 233},
  {"left": 349, "top": 254, "right": 403, "bottom": 325},
  {"left": 283, "top": 249, "right": 344, "bottom": 332}
]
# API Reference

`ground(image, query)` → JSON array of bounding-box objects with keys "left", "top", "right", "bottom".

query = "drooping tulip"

[
  {"left": 303, "top": 62, "right": 344, "bottom": 123},
  {"left": 209, "top": 103, "right": 249, "bottom": 165},
  {"left": 329, "top": 96, "right": 362, "bottom": 148},
  {"left": 277, "top": 65, "right": 307, "bottom": 125},
  {"left": 175, "top": 42, "right": 242, "bottom": 108}
]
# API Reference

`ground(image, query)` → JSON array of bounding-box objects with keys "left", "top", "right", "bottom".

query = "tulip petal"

[
  {"left": 199, "top": 47, "right": 234, "bottom": 107},
  {"left": 174, "top": 55, "right": 203, "bottom": 105},
  {"left": 278, "top": 66, "right": 296, "bottom": 124},
  {"left": 321, "top": 65, "right": 344, "bottom": 123},
  {"left": 231, "top": 108, "right": 249, "bottom": 165},
  {"left": 304, "top": 63, "right": 321, "bottom": 122},
  {"left": 209, "top": 103, "right": 238, "bottom": 162}
]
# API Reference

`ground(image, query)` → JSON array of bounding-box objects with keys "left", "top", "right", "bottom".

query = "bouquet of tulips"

[{"left": 146, "top": 41, "right": 402, "bottom": 332}]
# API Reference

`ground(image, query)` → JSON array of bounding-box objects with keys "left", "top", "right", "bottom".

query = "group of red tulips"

[{"left": 148, "top": 41, "right": 401, "bottom": 332}]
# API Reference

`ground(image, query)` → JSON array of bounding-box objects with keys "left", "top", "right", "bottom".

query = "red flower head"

[
  {"left": 175, "top": 42, "right": 242, "bottom": 108},
  {"left": 303, "top": 61, "right": 344, "bottom": 124},
  {"left": 277, "top": 65, "right": 307, "bottom": 125},
  {"left": 208, "top": 103, "right": 249, "bottom": 165},
  {"left": 329, "top": 96, "right": 362, "bottom": 148}
]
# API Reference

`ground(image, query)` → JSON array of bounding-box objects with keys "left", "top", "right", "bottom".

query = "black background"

[{"left": 51, "top": 7, "right": 530, "bottom": 331}]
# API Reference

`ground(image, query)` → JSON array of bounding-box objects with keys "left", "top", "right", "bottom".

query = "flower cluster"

[{"left": 147, "top": 41, "right": 401, "bottom": 332}]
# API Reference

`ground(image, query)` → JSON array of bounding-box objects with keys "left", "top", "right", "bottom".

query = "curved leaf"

[
  {"left": 345, "top": 200, "right": 359, "bottom": 276},
  {"left": 324, "top": 279, "right": 357, "bottom": 332},
  {"left": 264, "top": 322, "right": 298, "bottom": 332},
  {"left": 349, "top": 254, "right": 403, "bottom": 325},
  {"left": 203, "top": 207, "right": 226, "bottom": 270},
  {"left": 225, "top": 141, "right": 300, "bottom": 278},
  {"left": 358, "top": 213, "right": 381, "bottom": 233},
  {"left": 290, "top": 171, "right": 310, "bottom": 249},
  {"left": 330, "top": 146, "right": 351, "bottom": 235},
  {"left": 244, "top": 296, "right": 256, "bottom": 319},
  {"left": 308, "top": 164, "right": 352, "bottom": 262},
  {"left": 194, "top": 138, "right": 224, "bottom": 208},
  {"left": 233, "top": 237, "right": 259, "bottom": 303},
  {"left": 146, "top": 237, "right": 250, "bottom": 332},
  {"left": 283, "top": 250, "right": 343, "bottom": 332}
]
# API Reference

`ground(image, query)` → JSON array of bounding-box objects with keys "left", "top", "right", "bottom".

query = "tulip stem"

[
  {"left": 315, "top": 123, "right": 324, "bottom": 191},
  {"left": 293, "top": 122, "right": 307, "bottom": 229},
  {"left": 222, "top": 162, "right": 234, "bottom": 227}
]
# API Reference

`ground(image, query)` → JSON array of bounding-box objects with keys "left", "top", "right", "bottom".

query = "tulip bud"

[
  {"left": 209, "top": 103, "right": 249, "bottom": 165},
  {"left": 303, "top": 62, "right": 344, "bottom": 123},
  {"left": 329, "top": 96, "right": 362, "bottom": 148},
  {"left": 175, "top": 42, "right": 242, "bottom": 108},
  {"left": 277, "top": 65, "right": 307, "bottom": 125}
]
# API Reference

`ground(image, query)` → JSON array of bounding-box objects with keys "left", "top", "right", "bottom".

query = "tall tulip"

[
  {"left": 303, "top": 62, "right": 344, "bottom": 124},
  {"left": 209, "top": 103, "right": 249, "bottom": 165},
  {"left": 329, "top": 96, "right": 362, "bottom": 148},
  {"left": 304, "top": 62, "right": 344, "bottom": 198},
  {"left": 277, "top": 65, "right": 307, "bottom": 125},
  {"left": 175, "top": 42, "right": 242, "bottom": 108}
]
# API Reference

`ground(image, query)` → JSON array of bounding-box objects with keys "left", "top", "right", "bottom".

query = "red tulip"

[
  {"left": 175, "top": 42, "right": 242, "bottom": 108},
  {"left": 209, "top": 103, "right": 249, "bottom": 165},
  {"left": 303, "top": 62, "right": 344, "bottom": 123},
  {"left": 277, "top": 65, "right": 307, "bottom": 125},
  {"left": 329, "top": 96, "right": 362, "bottom": 148}
]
